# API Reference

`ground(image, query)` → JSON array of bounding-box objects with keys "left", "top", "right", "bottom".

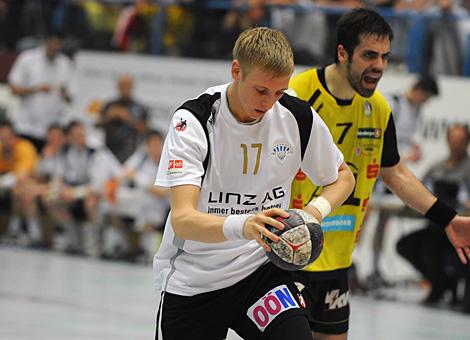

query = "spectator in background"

[
  {"left": 422, "top": 0, "right": 467, "bottom": 76},
  {"left": 112, "top": 0, "right": 157, "bottom": 53},
  {"left": 0, "top": 120, "right": 40, "bottom": 246},
  {"left": 215, "top": 0, "right": 269, "bottom": 59},
  {"left": 101, "top": 130, "right": 169, "bottom": 262},
  {"left": 49, "top": 0, "right": 92, "bottom": 50},
  {"left": 15, "top": 124, "right": 66, "bottom": 247},
  {"left": 44, "top": 121, "right": 99, "bottom": 255},
  {"left": 365, "top": 76, "right": 440, "bottom": 289},
  {"left": 397, "top": 124, "right": 470, "bottom": 305},
  {"left": 8, "top": 31, "right": 73, "bottom": 152},
  {"left": 97, "top": 73, "right": 148, "bottom": 164},
  {"left": 36, "top": 124, "right": 65, "bottom": 182},
  {"left": 316, "top": 0, "right": 365, "bottom": 65},
  {"left": 387, "top": 77, "right": 439, "bottom": 162}
]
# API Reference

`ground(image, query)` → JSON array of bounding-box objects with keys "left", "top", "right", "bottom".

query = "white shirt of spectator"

[
  {"left": 385, "top": 92, "right": 420, "bottom": 153},
  {"left": 8, "top": 47, "right": 72, "bottom": 139},
  {"left": 154, "top": 83, "right": 344, "bottom": 296}
]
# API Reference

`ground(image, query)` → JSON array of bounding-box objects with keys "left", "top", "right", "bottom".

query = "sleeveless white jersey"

[{"left": 154, "top": 83, "right": 344, "bottom": 296}]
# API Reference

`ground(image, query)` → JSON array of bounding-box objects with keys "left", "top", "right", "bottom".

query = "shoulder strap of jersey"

[
  {"left": 176, "top": 92, "right": 221, "bottom": 178},
  {"left": 279, "top": 93, "right": 313, "bottom": 160}
]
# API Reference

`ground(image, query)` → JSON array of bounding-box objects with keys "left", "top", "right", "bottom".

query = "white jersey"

[
  {"left": 154, "top": 83, "right": 344, "bottom": 296},
  {"left": 8, "top": 47, "right": 72, "bottom": 139}
]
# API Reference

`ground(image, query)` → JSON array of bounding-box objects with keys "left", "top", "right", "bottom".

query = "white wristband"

[
  {"left": 307, "top": 196, "right": 332, "bottom": 219},
  {"left": 223, "top": 214, "right": 253, "bottom": 241}
]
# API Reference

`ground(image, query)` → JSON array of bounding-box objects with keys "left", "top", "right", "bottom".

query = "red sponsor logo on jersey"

[
  {"left": 366, "top": 162, "right": 379, "bottom": 179},
  {"left": 362, "top": 197, "right": 370, "bottom": 212},
  {"left": 169, "top": 159, "right": 183, "bottom": 169},
  {"left": 295, "top": 169, "right": 306, "bottom": 181},
  {"left": 292, "top": 194, "right": 303, "bottom": 209},
  {"left": 175, "top": 118, "right": 187, "bottom": 132}
]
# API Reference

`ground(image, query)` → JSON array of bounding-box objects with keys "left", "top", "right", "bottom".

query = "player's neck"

[
  {"left": 227, "top": 83, "right": 247, "bottom": 123},
  {"left": 325, "top": 64, "right": 356, "bottom": 100}
]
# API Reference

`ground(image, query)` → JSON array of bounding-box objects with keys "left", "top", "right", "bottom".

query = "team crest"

[
  {"left": 175, "top": 118, "right": 187, "bottom": 132},
  {"left": 271, "top": 143, "right": 293, "bottom": 161},
  {"left": 364, "top": 101, "right": 372, "bottom": 116}
]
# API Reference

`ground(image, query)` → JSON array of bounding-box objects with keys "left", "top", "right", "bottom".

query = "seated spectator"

[
  {"left": 397, "top": 124, "right": 470, "bottom": 306},
  {"left": 100, "top": 130, "right": 169, "bottom": 262},
  {"left": 0, "top": 120, "right": 40, "bottom": 246},
  {"left": 9, "top": 123, "right": 66, "bottom": 248},
  {"left": 96, "top": 73, "right": 148, "bottom": 164},
  {"left": 43, "top": 121, "right": 99, "bottom": 255},
  {"left": 36, "top": 124, "right": 66, "bottom": 182}
]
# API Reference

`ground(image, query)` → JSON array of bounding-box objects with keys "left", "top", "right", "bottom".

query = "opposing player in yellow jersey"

[{"left": 289, "top": 8, "right": 470, "bottom": 340}]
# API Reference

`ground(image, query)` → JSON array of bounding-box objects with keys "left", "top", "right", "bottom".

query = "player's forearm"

[
  {"left": 171, "top": 208, "right": 228, "bottom": 243},
  {"left": 381, "top": 160, "right": 436, "bottom": 214},
  {"left": 322, "top": 162, "right": 355, "bottom": 209},
  {"left": 305, "top": 161, "right": 355, "bottom": 221}
]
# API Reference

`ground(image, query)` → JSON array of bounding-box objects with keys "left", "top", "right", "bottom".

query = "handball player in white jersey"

[{"left": 153, "top": 27, "right": 355, "bottom": 340}]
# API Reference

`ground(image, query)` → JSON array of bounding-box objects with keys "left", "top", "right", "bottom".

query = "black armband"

[{"left": 424, "top": 199, "right": 457, "bottom": 229}]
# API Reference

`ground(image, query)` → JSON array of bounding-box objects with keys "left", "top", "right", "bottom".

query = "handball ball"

[{"left": 263, "top": 209, "right": 323, "bottom": 271}]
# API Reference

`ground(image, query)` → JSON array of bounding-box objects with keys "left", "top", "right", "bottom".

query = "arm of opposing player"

[
  {"left": 381, "top": 160, "right": 470, "bottom": 263},
  {"left": 380, "top": 160, "right": 435, "bottom": 214}
]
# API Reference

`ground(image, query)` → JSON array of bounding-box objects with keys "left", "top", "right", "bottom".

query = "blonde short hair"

[{"left": 233, "top": 27, "right": 294, "bottom": 78}]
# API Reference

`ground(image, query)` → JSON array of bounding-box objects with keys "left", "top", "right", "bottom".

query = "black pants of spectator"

[{"left": 396, "top": 223, "right": 458, "bottom": 303}]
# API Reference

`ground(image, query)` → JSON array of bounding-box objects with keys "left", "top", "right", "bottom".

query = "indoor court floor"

[{"left": 1, "top": 246, "right": 469, "bottom": 340}]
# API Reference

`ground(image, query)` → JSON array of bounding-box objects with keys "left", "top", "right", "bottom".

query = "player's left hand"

[{"left": 445, "top": 215, "right": 470, "bottom": 264}]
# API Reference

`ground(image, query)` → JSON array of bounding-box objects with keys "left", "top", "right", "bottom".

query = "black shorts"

[
  {"left": 156, "top": 262, "right": 312, "bottom": 340},
  {"left": 292, "top": 270, "right": 350, "bottom": 335}
]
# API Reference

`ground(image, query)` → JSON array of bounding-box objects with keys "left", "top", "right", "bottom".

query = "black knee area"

[{"left": 266, "top": 315, "right": 312, "bottom": 340}]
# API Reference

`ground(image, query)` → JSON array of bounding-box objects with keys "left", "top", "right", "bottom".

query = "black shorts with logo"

[
  {"left": 292, "top": 269, "right": 350, "bottom": 335},
  {"left": 155, "top": 262, "right": 312, "bottom": 340}
]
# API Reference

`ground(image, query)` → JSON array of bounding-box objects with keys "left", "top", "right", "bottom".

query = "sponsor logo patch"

[
  {"left": 167, "top": 159, "right": 183, "bottom": 175},
  {"left": 175, "top": 118, "right": 187, "bottom": 132},
  {"left": 295, "top": 169, "right": 306, "bottom": 181},
  {"left": 367, "top": 162, "right": 379, "bottom": 179},
  {"left": 321, "top": 215, "right": 356, "bottom": 232},
  {"left": 364, "top": 101, "right": 372, "bottom": 116},
  {"left": 357, "top": 128, "right": 382, "bottom": 139},
  {"left": 247, "top": 285, "right": 299, "bottom": 332},
  {"left": 325, "top": 289, "right": 350, "bottom": 310}
]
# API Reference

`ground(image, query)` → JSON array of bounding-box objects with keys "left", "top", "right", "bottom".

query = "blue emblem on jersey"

[
  {"left": 321, "top": 215, "right": 356, "bottom": 232},
  {"left": 271, "top": 143, "right": 293, "bottom": 161}
]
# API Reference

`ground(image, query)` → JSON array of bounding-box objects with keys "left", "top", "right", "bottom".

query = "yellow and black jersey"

[{"left": 290, "top": 68, "right": 400, "bottom": 275}]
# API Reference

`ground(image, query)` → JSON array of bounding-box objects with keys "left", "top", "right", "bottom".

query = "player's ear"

[
  {"left": 232, "top": 60, "right": 242, "bottom": 81},
  {"left": 337, "top": 45, "right": 348, "bottom": 64}
]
